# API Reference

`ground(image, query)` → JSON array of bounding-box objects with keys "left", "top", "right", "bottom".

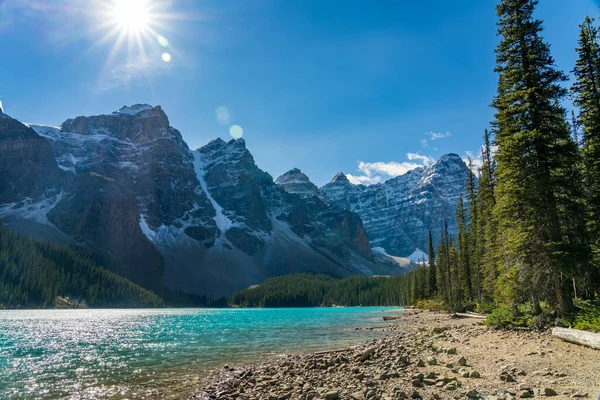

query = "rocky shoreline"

[{"left": 192, "top": 309, "right": 599, "bottom": 400}]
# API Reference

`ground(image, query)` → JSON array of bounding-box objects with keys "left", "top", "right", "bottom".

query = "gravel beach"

[{"left": 193, "top": 309, "right": 600, "bottom": 400}]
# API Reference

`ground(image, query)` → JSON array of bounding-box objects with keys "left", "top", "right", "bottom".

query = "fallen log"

[
  {"left": 452, "top": 312, "right": 486, "bottom": 320},
  {"left": 552, "top": 327, "right": 600, "bottom": 350},
  {"left": 383, "top": 316, "right": 402, "bottom": 321}
]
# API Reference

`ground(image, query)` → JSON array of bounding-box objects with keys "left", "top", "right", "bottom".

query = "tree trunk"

[
  {"left": 556, "top": 276, "right": 575, "bottom": 316},
  {"left": 552, "top": 327, "right": 600, "bottom": 350},
  {"left": 531, "top": 293, "right": 542, "bottom": 315}
]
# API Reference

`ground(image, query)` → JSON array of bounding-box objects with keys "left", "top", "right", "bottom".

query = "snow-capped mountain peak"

[
  {"left": 331, "top": 171, "right": 350, "bottom": 183},
  {"left": 113, "top": 104, "right": 155, "bottom": 116},
  {"left": 275, "top": 168, "right": 322, "bottom": 199}
]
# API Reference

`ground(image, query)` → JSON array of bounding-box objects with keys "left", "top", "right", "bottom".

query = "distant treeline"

[
  {"left": 0, "top": 222, "right": 163, "bottom": 309},
  {"left": 229, "top": 273, "right": 421, "bottom": 307}
]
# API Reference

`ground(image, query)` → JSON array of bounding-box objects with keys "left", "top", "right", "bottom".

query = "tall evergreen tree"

[
  {"left": 436, "top": 218, "right": 454, "bottom": 307},
  {"left": 456, "top": 196, "right": 473, "bottom": 302},
  {"left": 572, "top": 16, "right": 600, "bottom": 296},
  {"left": 492, "top": 0, "right": 587, "bottom": 315},
  {"left": 466, "top": 159, "right": 481, "bottom": 300},
  {"left": 477, "top": 129, "right": 498, "bottom": 301},
  {"left": 427, "top": 231, "right": 437, "bottom": 296},
  {"left": 436, "top": 230, "right": 449, "bottom": 305}
]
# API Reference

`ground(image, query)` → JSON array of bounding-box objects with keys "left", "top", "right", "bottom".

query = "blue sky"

[{"left": 1, "top": 0, "right": 599, "bottom": 186}]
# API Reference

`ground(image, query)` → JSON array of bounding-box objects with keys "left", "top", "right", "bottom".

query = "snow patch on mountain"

[
  {"left": 139, "top": 214, "right": 156, "bottom": 241},
  {"left": 408, "top": 248, "right": 428, "bottom": 263},
  {"left": 192, "top": 150, "right": 232, "bottom": 235},
  {"left": 0, "top": 192, "right": 64, "bottom": 226},
  {"left": 113, "top": 104, "right": 154, "bottom": 116}
]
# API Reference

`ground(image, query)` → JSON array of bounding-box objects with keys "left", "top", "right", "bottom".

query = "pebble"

[
  {"left": 411, "top": 379, "right": 423, "bottom": 388},
  {"left": 325, "top": 391, "right": 339, "bottom": 400}
]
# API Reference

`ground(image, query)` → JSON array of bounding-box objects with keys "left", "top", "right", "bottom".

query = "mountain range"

[{"left": 0, "top": 104, "right": 469, "bottom": 297}]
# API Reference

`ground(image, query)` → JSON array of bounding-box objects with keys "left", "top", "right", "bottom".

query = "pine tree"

[
  {"left": 466, "top": 159, "right": 481, "bottom": 301},
  {"left": 448, "top": 238, "right": 460, "bottom": 310},
  {"left": 427, "top": 231, "right": 437, "bottom": 297},
  {"left": 477, "top": 129, "right": 498, "bottom": 301},
  {"left": 492, "top": 0, "right": 586, "bottom": 316},
  {"left": 456, "top": 196, "right": 473, "bottom": 302},
  {"left": 436, "top": 218, "right": 454, "bottom": 307},
  {"left": 572, "top": 16, "right": 600, "bottom": 296},
  {"left": 436, "top": 230, "right": 449, "bottom": 305}
]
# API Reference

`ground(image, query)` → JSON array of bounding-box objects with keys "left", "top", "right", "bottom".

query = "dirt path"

[{"left": 193, "top": 309, "right": 600, "bottom": 400}]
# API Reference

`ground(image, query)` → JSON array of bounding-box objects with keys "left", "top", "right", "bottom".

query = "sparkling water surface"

[{"left": 0, "top": 307, "right": 398, "bottom": 399}]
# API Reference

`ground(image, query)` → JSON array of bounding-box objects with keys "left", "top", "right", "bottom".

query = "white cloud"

[
  {"left": 407, "top": 152, "right": 435, "bottom": 165},
  {"left": 358, "top": 160, "right": 422, "bottom": 177},
  {"left": 420, "top": 138, "right": 429, "bottom": 148},
  {"left": 427, "top": 131, "right": 452, "bottom": 140},
  {"left": 463, "top": 150, "right": 483, "bottom": 173},
  {"left": 347, "top": 174, "right": 381, "bottom": 185},
  {"left": 347, "top": 153, "right": 433, "bottom": 185}
]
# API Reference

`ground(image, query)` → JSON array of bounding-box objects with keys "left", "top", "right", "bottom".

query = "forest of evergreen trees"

[
  {"left": 0, "top": 222, "right": 163, "bottom": 308},
  {"left": 233, "top": 0, "right": 600, "bottom": 330},
  {"left": 229, "top": 273, "right": 424, "bottom": 308},
  {"left": 389, "top": 0, "right": 600, "bottom": 329}
]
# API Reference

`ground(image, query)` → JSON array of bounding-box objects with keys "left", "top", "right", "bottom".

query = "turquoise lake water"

[{"left": 0, "top": 307, "right": 398, "bottom": 399}]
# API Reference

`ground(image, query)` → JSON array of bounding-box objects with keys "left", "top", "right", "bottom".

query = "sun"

[
  {"left": 92, "top": 0, "right": 178, "bottom": 72},
  {"left": 111, "top": 0, "right": 151, "bottom": 33}
]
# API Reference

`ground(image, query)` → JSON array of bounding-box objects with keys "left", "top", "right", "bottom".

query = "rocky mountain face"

[
  {"left": 0, "top": 105, "right": 409, "bottom": 296},
  {"left": 0, "top": 112, "right": 63, "bottom": 205},
  {"left": 319, "top": 154, "right": 470, "bottom": 257},
  {"left": 275, "top": 168, "right": 324, "bottom": 200}
]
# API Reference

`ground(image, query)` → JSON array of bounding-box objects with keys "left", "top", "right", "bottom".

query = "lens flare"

[
  {"left": 156, "top": 35, "right": 169, "bottom": 47},
  {"left": 216, "top": 107, "right": 231, "bottom": 125},
  {"left": 229, "top": 125, "right": 243, "bottom": 139},
  {"left": 162, "top": 52, "right": 171, "bottom": 62}
]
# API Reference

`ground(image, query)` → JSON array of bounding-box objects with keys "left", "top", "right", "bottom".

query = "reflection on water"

[{"left": 0, "top": 307, "right": 396, "bottom": 399}]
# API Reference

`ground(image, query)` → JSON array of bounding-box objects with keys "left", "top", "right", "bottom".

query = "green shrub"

[
  {"left": 485, "top": 306, "right": 529, "bottom": 328},
  {"left": 415, "top": 298, "right": 446, "bottom": 311},
  {"left": 571, "top": 298, "right": 600, "bottom": 332},
  {"left": 475, "top": 301, "right": 496, "bottom": 314}
]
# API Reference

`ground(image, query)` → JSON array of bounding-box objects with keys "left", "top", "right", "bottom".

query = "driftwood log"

[
  {"left": 452, "top": 312, "right": 487, "bottom": 320},
  {"left": 552, "top": 327, "right": 600, "bottom": 350},
  {"left": 382, "top": 316, "right": 402, "bottom": 321}
]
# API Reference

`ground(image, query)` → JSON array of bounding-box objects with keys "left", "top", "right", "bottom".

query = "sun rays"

[{"left": 93, "top": 0, "right": 174, "bottom": 75}]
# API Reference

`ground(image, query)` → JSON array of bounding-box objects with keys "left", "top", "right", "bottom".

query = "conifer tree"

[
  {"left": 572, "top": 16, "right": 600, "bottom": 295},
  {"left": 456, "top": 196, "right": 473, "bottom": 302},
  {"left": 427, "top": 231, "right": 437, "bottom": 296},
  {"left": 477, "top": 129, "right": 498, "bottom": 301},
  {"left": 466, "top": 159, "right": 481, "bottom": 300},
  {"left": 436, "top": 230, "right": 449, "bottom": 305},
  {"left": 492, "top": 0, "right": 586, "bottom": 315}
]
